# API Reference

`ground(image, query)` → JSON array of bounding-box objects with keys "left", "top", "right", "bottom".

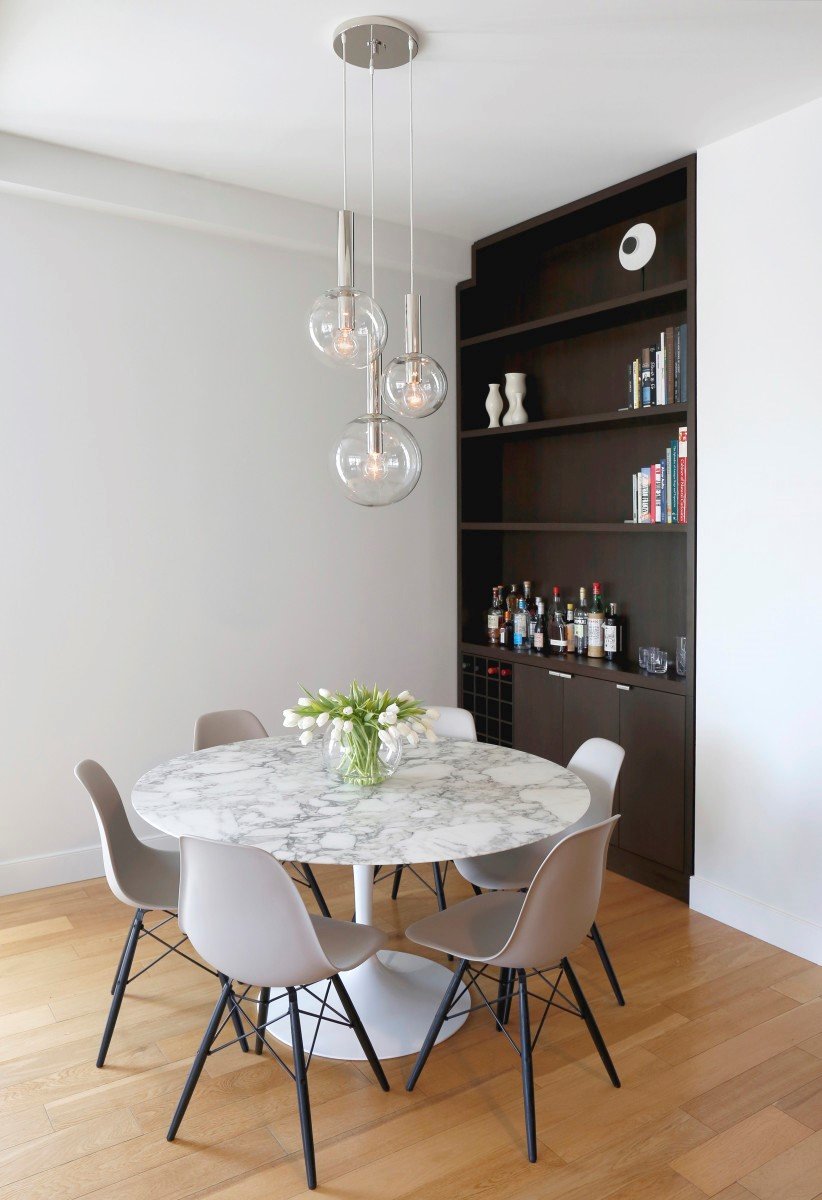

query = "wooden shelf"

[
  {"left": 461, "top": 403, "right": 688, "bottom": 440},
  {"left": 461, "top": 522, "right": 687, "bottom": 534},
  {"left": 460, "top": 642, "right": 686, "bottom": 695},
  {"left": 459, "top": 280, "right": 687, "bottom": 349}
]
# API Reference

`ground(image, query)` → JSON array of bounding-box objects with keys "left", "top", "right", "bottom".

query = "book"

[
  {"left": 680, "top": 324, "right": 688, "bottom": 405},
  {"left": 656, "top": 346, "right": 665, "bottom": 408},
  {"left": 632, "top": 473, "right": 638, "bottom": 522},
  {"left": 665, "top": 327, "right": 675, "bottom": 404},
  {"left": 653, "top": 463, "right": 662, "bottom": 523},
  {"left": 670, "top": 438, "right": 678, "bottom": 523},
  {"left": 660, "top": 457, "right": 667, "bottom": 523},
  {"left": 640, "top": 467, "right": 651, "bottom": 522},
  {"left": 641, "top": 346, "right": 657, "bottom": 407},
  {"left": 677, "top": 426, "right": 688, "bottom": 523},
  {"left": 632, "top": 357, "right": 640, "bottom": 409},
  {"left": 665, "top": 446, "right": 673, "bottom": 523}
]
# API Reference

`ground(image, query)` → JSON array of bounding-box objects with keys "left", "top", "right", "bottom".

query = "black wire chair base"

[
  {"left": 167, "top": 974, "right": 388, "bottom": 1191},
  {"left": 406, "top": 955, "right": 620, "bottom": 1163}
]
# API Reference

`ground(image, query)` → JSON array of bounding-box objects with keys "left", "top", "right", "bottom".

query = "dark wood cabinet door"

[
  {"left": 618, "top": 687, "right": 686, "bottom": 871},
  {"left": 513, "top": 666, "right": 564, "bottom": 764},
  {"left": 561, "top": 674, "right": 619, "bottom": 764}
]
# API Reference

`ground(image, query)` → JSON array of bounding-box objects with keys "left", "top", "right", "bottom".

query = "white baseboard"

[
  {"left": 690, "top": 876, "right": 822, "bottom": 966},
  {"left": 0, "top": 833, "right": 178, "bottom": 897}
]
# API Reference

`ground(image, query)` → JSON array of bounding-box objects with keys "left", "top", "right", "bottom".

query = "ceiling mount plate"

[{"left": 332, "top": 16, "right": 419, "bottom": 69}]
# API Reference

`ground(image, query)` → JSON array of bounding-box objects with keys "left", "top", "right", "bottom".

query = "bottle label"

[
  {"left": 604, "top": 625, "right": 618, "bottom": 653},
  {"left": 588, "top": 616, "right": 603, "bottom": 647},
  {"left": 533, "top": 632, "right": 544, "bottom": 650},
  {"left": 550, "top": 637, "right": 565, "bottom": 649},
  {"left": 487, "top": 614, "right": 499, "bottom": 630}
]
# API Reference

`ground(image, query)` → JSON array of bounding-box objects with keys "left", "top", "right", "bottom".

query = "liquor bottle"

[
  {"left": 522, "top": 580, "right": 537, "bottom": 644},
  {"left": 604, "top": 602, "right": 621, "bottom": 661},
  {"left": 548, "top": 587, "right": 566, "bottom": 655},
  {"left": 505, "top": 583, "right": 520, "bottom": 623},
  {"left": 513, "top": 597, "right": 529, "bottom": 651},
  {"left": 587, "top": 581, "right": 605, "bottom": 659},
  {"left": 486, "top": 586, "right": 504, "bottom": 646},
  {"left": 565, "top": 600, "right": 575, "bottom": 653},
  {"left": 532, "top": 598, "right": 546, "bottom": 654},
  {"left": 573, "top": 587, "right": 588, "bottom": 655}
]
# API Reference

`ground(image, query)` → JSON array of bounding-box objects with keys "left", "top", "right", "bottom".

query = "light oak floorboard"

[{"left": 0, "top": 865, "right": 819, "bottom": 1199}]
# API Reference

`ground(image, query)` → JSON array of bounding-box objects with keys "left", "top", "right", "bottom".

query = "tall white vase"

[
  {"left": 503, "top": 372, "right": 528, "bottom": 426},
  {"left": 485, "top": 383, "right": 504, "bottom": 429}
]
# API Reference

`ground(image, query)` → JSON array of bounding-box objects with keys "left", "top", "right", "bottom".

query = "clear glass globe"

[
  {"left": 308, "top": 287, "right": 388, "bottom": 369},
  {"left": 321, "top": 721, "right": 403, "bottom": 787},
  {"left": 330, "top": 414, "right": 422, "bottom": 507},
  {"left": 381, "top": 352, "right": 447, "bottom": 418}
]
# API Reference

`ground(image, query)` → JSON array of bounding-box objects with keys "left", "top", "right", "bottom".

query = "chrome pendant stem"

[{"left": 404, "top": 292, "right": 421, "bottom": 355}]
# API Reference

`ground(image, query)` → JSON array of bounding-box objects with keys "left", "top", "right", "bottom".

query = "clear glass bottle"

[
  {"left": 522, "top": 581, "right": 537, "bottom": 644},
  {"left": 565, "top": 600, "right": 575, "bottom": 653},
  {"left": 532, "top": 598, "right": 546, "bottom": 654},
  {"left": 574, "top": 587, "right": 589, "bottom": 655},
  {"left": 587, "top": 581, "right": 605, "bottom": 658},
  {"left": 548, "top": 587, "right": 566, "bottom": 654},
  {"left": 513, "top": 597, "right": 529, "bottom": 651},
  {"left": 486, "top": 586, "right": 504, "bottom": 646},
  {"left": 604, "top": 602, "right": 620, "bottom": 661}
]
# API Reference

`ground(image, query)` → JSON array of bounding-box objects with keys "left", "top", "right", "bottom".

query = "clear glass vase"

[{"left": 321, "top": 721, "right": 403, "bottom": 786}]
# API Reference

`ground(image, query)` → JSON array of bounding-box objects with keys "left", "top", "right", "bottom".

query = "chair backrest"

[
  {"left": 74, "top": 759, "right": 153, "bottom": 908},
  {"left": 432, "top": 706, "right": 477, "bottom": 741},
  {"left": 567, "top": 738, "right": 625, "bottom": 825},
  {"left": 492, "top": 816, "right": 619, "bottom": 969},
  {"left": 178, "top": 837, "right": 334, "bottom": 987},
  {"left": 193, "top": 709, "right": 268, "bottom": 751}
]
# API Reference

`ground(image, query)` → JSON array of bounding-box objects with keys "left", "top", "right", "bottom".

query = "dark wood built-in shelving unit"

[{"left": 456, "top": 156, "right": 696, "bottom": 901}]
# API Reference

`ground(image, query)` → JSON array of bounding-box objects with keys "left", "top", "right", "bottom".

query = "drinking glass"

[
  {"left": 648, "top": 648, "right": 668, "bottom": 674},
  {"left": 676, "top": 636, "right": 686, "bottom": 677},
  {"left": 638, "top": 647, "right": 650, "bottom": 670}
]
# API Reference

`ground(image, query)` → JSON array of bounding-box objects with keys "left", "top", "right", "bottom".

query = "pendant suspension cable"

[
  {"left": 408, "top": 33, "right": 414, "bottom": 298},
  {"left": 341, "top": 31, "right": 348, "bottom": 210},
  {"left": 369, "top": 25, "right": 376, "bottom": 302}
]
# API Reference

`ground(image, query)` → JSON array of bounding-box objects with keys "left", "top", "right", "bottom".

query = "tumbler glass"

[
  {"left": 648, "top": 648, "right": 668, "bottom": 674},
  {"left": 676, "top": 636, "right": 686, "bottom": 677}
]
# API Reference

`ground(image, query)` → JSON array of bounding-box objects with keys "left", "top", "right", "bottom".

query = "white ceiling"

[{"left": 1, "top": 0, "right": 821, "bottom": 241}]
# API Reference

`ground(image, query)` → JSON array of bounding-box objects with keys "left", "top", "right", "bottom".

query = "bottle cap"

[
  {"left": 593, "top": 581, "right": 601, "bottom": 591},
  {"left": 553, "top": 586, "right": 560, "bottom": 595}
]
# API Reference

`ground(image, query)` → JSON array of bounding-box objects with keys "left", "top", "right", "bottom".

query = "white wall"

[
  {"left": 693, "top": 97, "right": 822, "bottom": 963},
  {"left": 0, "top": 137, "right": 468, "bottom": 893}
]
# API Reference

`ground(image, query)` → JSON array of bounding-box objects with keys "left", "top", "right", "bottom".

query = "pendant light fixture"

[
  {"left": 313, "top": 16, "right": 445, "bottom": 507},
  {"left": 308, "top": 30, "right": 387, "bottom": 368},
  {"left": 381, "top": 34, "right": 447, "bottom": 419}
]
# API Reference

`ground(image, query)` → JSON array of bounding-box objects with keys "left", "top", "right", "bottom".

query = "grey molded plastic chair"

[
  {"left": 454, "top": 738, "right": 626, "bottom": 1005},
  {"left": 168, "top": 837, "right": 389, "bottom": 1190},
  {"left": 406, "top": 817, "right": 621, "bottom": 1162},
  {"left": 193, "top": 709, "right": 331, "bottom": 919},
  {"left": 74, "top": 760, "right": 247, "bottom": 1068},
  {"left": 384, "top": 706, "right": 477, "bottom": 911}
]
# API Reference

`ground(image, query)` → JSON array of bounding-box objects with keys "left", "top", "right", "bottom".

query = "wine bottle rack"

[{"left": 460, "top": 653, "right": 513, "bottom": 747}]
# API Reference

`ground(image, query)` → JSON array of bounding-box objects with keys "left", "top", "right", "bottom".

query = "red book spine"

[{"left": 677, "top": 426, "right": 688, "bottom": 524}]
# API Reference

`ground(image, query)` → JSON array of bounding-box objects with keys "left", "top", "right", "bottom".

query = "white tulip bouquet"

[{"left": 284, "top": 682, "right": 439, "bottom": 787}]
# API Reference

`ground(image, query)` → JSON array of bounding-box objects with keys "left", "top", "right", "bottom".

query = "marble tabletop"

[{"left": 132, "top": 736, "right": 589, "bottom": 866}]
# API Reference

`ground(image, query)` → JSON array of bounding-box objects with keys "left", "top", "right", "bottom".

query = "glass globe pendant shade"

[
  {"left": 308, "top": 286, "right": 388, "bottom": 369},
  {"left": 331, "top": 413, "right": 422, "bottom": 506},
  {"left": 382, "top": 351, "right": 447, "bottom": 418}
]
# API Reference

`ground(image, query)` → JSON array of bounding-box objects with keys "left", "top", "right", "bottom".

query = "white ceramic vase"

[
  {"left": 503, "top": 372, "right": 528, "bottom": 426},
  {"left": 485, "top": 383, "right": 504, "bottom": 429}
]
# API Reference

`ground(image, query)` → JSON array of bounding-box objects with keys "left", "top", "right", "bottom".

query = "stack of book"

[
  {"left": 627, "top": 323, "right": 687, "bottom": 408},
  {"left": 630, "top": 427, "right": 688, "bottom": 523}
]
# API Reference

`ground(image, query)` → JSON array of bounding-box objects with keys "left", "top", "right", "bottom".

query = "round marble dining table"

[{"left": 132, "top": 735, "right": 589, "bottom": 1060}]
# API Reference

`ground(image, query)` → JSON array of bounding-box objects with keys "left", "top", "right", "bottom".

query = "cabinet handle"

[
  {"left": 549, "top": 670, "right": 572, "bottom": 680},
  {"left": 616, "top": 684, "right": 632, "bottom": 691}
]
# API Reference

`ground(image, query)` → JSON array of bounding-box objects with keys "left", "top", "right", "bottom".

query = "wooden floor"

[{"left": 1, "top": 867, "right": 821, "bottom": 1200}]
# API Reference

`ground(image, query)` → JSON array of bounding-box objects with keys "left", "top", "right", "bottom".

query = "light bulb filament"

[
  {"left": 363, "top": 451, "right": 387, "bottom": 481},
  {"left": 332, "top": 326, "right": 357, "bottom": 357}
]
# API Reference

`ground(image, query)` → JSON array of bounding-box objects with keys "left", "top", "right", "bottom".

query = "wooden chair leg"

[
  {"left": 330, "top": 975, "right": 389, "bottom": 1091},
  {"left": 299, "top": 864, "right": 331, "bottom": 918},
  {"left": 390, "top": 865, "right": 404, "bottom": 899},
  {"left": 255, "top": 987, "right": 271, "bottom": 1054},
  {"left": 167, "top": 982, "right": 230, "bottom": 1140},
  {"left": 97, "top": 908, "right": 144, "bottom": 1067},
  {"left": 219, "top": 973, "right": 249, "bottom": 1052},
  {"left": 562, "top": 957, "right": 620, "bottom": 1088},
  {"left": 406, "top": 960, "right": 468, "bottom": 1092},
  {"left": 289, "top": 987, "right": 317, "bottom": 1189},
  {"left": 590, "top": 922, "right": 625, "bottom": 1006},
  {"left": 517, "top": 969, "right": 537, "bottom": 1163}
]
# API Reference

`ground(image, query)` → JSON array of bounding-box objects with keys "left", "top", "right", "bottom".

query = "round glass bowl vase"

[{"left": 321, "top": 721, "right": 403, "bottom": 787}]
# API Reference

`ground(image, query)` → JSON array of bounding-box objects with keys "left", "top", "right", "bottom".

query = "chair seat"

[
  {"left": 309, "top": 915, "right": 386, "bottom": 973},
  {"left": 120, "top": 847, "right": 181, "bottom": 911},
  {"left": 454, "top": 834, "right": 561, "bottom": 891},
  {"left": 407, "top": 890, "right": 525, "bottom": 962}
]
